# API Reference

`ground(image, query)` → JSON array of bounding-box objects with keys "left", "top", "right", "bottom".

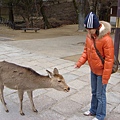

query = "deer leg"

[
  {"left": 18, "top": 90, "right": 25, "bottom": 115},
  {"left": 27, "top": 91, "right": 38, "bottom": 112},
  {"left": 0, "top": 85, "right": 9, "bottom": 112}
]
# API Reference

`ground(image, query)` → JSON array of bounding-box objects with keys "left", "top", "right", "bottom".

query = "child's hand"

[{"left": 74, "top": 65, "right": 79, "bottom": 68}]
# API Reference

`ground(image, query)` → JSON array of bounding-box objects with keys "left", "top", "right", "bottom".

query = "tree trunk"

[
  {"left": 7, "top": 2, "right": 15, "bottom": 29},
  {"left": 78, "top": 0, "right": 88, "bottom": 30},
  {"left": 8, "top": 2, "right": 14, "bottom": 23},
  {"left": 39, "top": 0, "right": 51, "bottom": 29},
  {"left": 72, "top": 0, "right": 78, "bottom": 21},
  {"left": 88, "top": 0, "right": 97, "bottom": 13}
]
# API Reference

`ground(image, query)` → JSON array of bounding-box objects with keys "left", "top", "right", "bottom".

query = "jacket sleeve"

[
  {"left": 102, "top": 37, "right": 114, "bottom": 84},
  {"left": 76, "top": 43, "right": 88, "bottom": 68}
]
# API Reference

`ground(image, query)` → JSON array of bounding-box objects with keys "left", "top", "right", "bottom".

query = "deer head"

[{"left": 46, "top": 68, "right": 70, "bottom": 92}]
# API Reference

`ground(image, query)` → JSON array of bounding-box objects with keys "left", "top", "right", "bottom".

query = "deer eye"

[{"left": 58, "top": 80, "right": 61, "bottom": 82}]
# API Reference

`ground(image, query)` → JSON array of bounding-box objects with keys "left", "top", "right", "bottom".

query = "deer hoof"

[
  {"left": 20, "top": 112, "right": 25, "bottom": 116},
  {"left": 34, "top": 109, "right": 38, "bottom": 113},
  {"left": 6, "top": 110, "right": 9, "bottom": 112}
]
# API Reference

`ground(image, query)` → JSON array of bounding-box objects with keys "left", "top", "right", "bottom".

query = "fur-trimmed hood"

[{"left": 98, "top": 21, "right": 111, "bottom": 39}]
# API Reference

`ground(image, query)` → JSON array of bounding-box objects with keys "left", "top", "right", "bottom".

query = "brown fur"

[{"left": 0, "top": 61, "right": 70, "bottom": 115}]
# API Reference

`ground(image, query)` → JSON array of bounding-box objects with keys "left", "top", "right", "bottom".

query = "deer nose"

[
  {"left": 68, "top": 87, "right": 70, "bottom": 91},
  {"left": 64, "top": 87, "right": 70, "bottom": 92}
]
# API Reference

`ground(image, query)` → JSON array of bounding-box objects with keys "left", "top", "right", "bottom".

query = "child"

[{"left": 75, "top": 12, "right": 114, "bottom": 120}]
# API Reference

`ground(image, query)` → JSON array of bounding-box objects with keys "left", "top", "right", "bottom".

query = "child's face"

[{"left": 86, "top": 28, "right": 96, "bottom": 35}]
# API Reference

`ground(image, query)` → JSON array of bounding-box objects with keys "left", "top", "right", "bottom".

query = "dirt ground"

[
  {"left": 0, "top": 24, "right": 85, "bottom": 62},
  {"left": 0, "top": 24, "right": 85, "bottom": 40},
  {"left": 1, "top": 24, "right": 119, "bottom": 64}
]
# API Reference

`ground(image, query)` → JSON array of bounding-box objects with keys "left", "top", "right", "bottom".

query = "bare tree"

[
  {"left": 98, "top": 0, "right": 115, "bottom": 21},
  {"left": 2, "top": 0, "right": 20, "bottom": 28},
  {"left": 38, "top": 0, "right": 51, "bottom": 29},
  {"left": 78, "top": 0, "right": 89, "bottom": 30},
  {"left": 87, "top": 0, "right": 115, "bottom": 21}
]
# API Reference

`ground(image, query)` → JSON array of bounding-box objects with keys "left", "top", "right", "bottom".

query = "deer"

[{"left": 0, "top": 61, "right": 70, "bottom": 115}]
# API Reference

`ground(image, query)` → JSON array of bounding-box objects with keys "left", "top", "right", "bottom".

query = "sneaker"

[
  {"left": 83, "top": 110, "right": 95, "bottom": 116},
  {"left": 92, "top": 117, "right": 99, "bottom": 120}
]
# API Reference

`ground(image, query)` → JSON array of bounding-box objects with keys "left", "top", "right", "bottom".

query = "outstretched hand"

[{"left": 74, "top": 65, "right": 79, "bottom": 68}]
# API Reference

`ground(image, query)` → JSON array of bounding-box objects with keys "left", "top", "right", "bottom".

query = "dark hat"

[{"left": 84, "top": 12, "right": 100, "bottom": 29}]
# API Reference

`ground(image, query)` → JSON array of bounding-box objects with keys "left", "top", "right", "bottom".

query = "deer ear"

[
  {"left": 53, "top": 68, "right": 59, "bottom": 75},
  {"left": 46, "top": 70, "right": 53, "bottom": 78}
]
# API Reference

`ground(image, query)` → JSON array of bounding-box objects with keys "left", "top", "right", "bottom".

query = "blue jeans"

[{"left": 90, "top": 71, "right": 107, "bottom": 120}]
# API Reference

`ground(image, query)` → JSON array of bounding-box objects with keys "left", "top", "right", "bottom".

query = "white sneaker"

[
  {"left": 84, "top": 110, "right": 90, "bottom": 116},
  {"left": 92, "top": 117, "right": 99, "bottom": 120},
  {"left": 84, "top": 110, "right": 94, "bottom": 116}
]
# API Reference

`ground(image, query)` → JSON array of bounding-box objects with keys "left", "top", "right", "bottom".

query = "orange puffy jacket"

[{"left": 76, "top": 21, "right": 114, "bottom": 84}]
